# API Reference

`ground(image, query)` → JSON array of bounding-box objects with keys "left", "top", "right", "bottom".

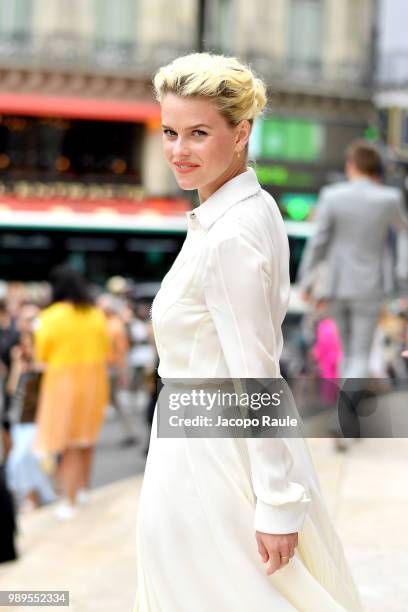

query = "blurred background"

[
  {"left": 0, "top": 0, "right": 405, "bottom": 287},
  {"left": 0, "top": 2, "right": 407, "bottom": 611}
]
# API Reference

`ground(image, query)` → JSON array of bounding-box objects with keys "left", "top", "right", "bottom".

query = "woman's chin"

[{"left": 174, "top": 176, "right": 200, "bottom": 191}]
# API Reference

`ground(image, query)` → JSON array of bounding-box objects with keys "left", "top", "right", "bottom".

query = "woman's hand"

[{"left": 255, "top": 531, "right": 298, "bottom": 575}]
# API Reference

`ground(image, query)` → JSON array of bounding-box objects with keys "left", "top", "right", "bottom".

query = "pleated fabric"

[{"left": 135, "top": 411, "right": 363, "bottom": 612}]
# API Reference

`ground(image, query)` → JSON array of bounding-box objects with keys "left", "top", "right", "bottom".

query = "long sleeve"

[
  {"left": 298, "top": 190, "right": 333, "bottom": 291},
  {"left": 203, "top": 234, "right": 310, "bottom": 534}
]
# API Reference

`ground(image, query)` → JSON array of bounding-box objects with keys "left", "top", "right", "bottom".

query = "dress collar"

[{"left": 186, "top": 167, "right": 261, "bottom": 230}]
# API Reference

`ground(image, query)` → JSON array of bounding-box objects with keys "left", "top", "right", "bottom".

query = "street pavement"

[
  {"left": 92, "top": 389, "right": 150, "bottom": 488},
  {"left": 0, "top": 396, "right": 407, "bottom": 611}
]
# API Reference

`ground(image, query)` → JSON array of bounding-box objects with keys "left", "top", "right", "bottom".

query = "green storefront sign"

[{"left": 257, "top": 118, "right": 322, "bottom": 162}]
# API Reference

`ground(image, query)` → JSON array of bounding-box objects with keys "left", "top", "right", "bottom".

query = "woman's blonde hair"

[{"left": 153, "top": 53, "right": 267, "bottom": 127}]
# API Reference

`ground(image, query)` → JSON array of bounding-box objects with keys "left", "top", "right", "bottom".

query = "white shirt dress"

[{"left": 135, "top": 168, "right": 363, "bottom": 612}]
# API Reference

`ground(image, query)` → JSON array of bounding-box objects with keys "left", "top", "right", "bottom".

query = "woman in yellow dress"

[{"left": 34, "top": 265, "right": 109, "bottom": 519}]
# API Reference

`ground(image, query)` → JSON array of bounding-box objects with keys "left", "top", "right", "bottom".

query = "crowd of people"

[
  {"left": 298, "top": 140, "right": 408, "bottom": 380},
  {"left": 0, "top": 267, "right": 157, "bottom": 560},
  {"left": 287, "top": 296, "right": 408, "bottom": 382},
  {"left": 294, "top": 140, "right": 408, "bottom": 450}
]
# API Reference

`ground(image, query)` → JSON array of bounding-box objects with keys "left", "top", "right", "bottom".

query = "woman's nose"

[{"left": 173, "top": 136, "right": 190, "bottom": 157}]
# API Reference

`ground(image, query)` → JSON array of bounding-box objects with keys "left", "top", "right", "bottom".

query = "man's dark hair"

[
  {"left": 346, "top": 139, "right": 383, "bottom": 177},
  {"left": 49, "top": 265, "right": 93, "bottom": 307}
]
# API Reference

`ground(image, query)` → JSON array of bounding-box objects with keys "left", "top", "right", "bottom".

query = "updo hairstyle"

[{"left": 153, "top": 53, "right": 267, "bottom": 127}]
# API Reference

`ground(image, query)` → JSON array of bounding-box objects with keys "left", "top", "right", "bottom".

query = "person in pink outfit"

[
  {"left": 311, "top": 301, "right": 343, "bottom": 408},
  {"left": 312, "top": 315, "right": 343, "bottom": 380}
]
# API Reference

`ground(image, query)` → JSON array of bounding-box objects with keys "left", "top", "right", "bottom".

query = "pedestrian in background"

[
  {"left": 128, "top": 301, "right": 156, "bottom": 393},
  {"left": 0, "top": 301, "right": 39, "bottom": 464},
  {"left": 299, "top": 140, "right": 408, "bottom": 378},
  {"left": 34, "top": 265, "right": 109, "bottom": 520},
  {"left": 311, "top": 302, "right": 343, "bottom": 380},
  {"left": 6, "top": 330, "right": 56, "bottom": 510},
  {"left": 0, "top": 299, "right": 19, "bottom": 462},
  {"left": 97, "top": 293, "right": 138, "bottom": 446}
]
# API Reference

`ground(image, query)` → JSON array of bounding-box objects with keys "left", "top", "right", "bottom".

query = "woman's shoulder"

[
  {"left": 238, "top": 187, "right": 281, "bottom": 225},
  {"left": 40, "top": 302, "right": 101, "bottom": 322},
  {"left": 38, "top": 302, "right": 67, "bottom": 321},
  {"left": 74, "top": 304, "right": 106, "bottom": 325},
  {"left": 209, "top": 187, "right": 285, "bottom": 251},
  {"left": 35, "top": 303, "right": 67, "bottom": 336}
]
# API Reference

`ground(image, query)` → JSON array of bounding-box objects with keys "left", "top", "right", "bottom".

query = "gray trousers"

[{"left": 330, "top": 299, "right": 382, "bottom": 378}]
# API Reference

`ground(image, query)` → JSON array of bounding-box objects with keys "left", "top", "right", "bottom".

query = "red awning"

[
  {"left": 0, "top": 195, "right": 190, "bottom": 232},
  {"left": 0, "top": 92, "right": 161, "bottom": 123},
  {"left": 0, "top": 195, "right": 189, "bottom": 215}
]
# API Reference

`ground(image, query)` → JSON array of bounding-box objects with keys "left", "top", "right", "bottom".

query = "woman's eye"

[{"left": 162, "top": 129, "right": 207, "bottom": 137}]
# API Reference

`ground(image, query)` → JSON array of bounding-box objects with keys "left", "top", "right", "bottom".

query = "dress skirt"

[
  {"left": 35, "top": 363, "right": 109, "bottom": 454},
  {"left": 135, "top": 409, "right": 363, "bottom": 612}
]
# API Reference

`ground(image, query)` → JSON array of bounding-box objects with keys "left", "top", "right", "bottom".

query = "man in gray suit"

[{"left": 299, "top": 140, "right": 408, "bottom": 378}]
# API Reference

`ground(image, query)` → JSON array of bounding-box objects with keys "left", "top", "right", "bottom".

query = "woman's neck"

[{"left": 198, "top": 161, "right": 248, "bottom": 204}]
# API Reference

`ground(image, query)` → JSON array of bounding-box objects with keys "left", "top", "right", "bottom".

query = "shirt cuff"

[{"left": 254, "top": 495, "right": 311, "bottom": 534}]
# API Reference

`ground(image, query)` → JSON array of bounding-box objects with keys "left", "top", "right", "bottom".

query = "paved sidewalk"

[
  {"left": 0, "top": 478, "right": 142, "bottom": 611},
  {"left": 0, "top": 438, "right": 407, "bottom": 611},
  {"left": 309, "top": 437, "right": 408, "bottom": 612}
]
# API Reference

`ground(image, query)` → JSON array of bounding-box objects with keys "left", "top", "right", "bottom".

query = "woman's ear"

[{"left": 235, "top": 120, "right": 251, "bottom": 152}]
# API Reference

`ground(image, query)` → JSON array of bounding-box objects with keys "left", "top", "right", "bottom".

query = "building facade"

[
  {"left": 0, "top": 0, "right": 378, "bottom": 282},
  {"left": 375, "top": 0, "right": 408, "bottom": 188}
]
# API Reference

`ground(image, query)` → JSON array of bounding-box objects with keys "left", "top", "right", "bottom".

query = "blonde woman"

[{"left": 135, "top": 54, "right": 363, "bottom": 612}]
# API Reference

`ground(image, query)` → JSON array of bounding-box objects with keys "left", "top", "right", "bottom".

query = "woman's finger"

[
  {"left": 257, "top": 538, "right": 269, "bottom": 563},
  {"left": 286, "top": 542, "right": 296, "bottom": 559},
  {"left": 278, "top": 546, "right": 291, "bottom": 568},
  {"left": 266, "top": 551, "right": 281, "bottom": 575}
]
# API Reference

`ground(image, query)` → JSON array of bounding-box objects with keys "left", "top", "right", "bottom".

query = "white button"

[{"left": 190, "top": 212, "right": 196, "bottom": 218}]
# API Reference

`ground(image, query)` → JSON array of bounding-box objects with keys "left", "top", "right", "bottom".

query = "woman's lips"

[{"left": 174, "top": 163, "right": 200, "bottom": 174}]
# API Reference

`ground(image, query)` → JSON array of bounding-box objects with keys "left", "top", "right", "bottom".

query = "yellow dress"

[{"left": 34, "top": 302, "right": 110, "bottom": 453}]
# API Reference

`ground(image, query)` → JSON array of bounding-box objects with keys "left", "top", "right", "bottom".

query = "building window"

[
  {"left": 203, "top": 0, "right": 234, "bottom": 53},
  {"left": 288, "top": 0, "right": 322, "bottom": 77},
  {"left": 95, "top": 0, "right": 137, "bottom": 66},
  {"left": 215, "top": 0, "right": 233, "bottom": 53},
  {"left": 0, "top": 0, "right": 32, "bottom": 55}
]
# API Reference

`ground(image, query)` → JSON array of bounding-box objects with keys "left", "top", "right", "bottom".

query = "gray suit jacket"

[{"left": 298, "top": 178, "right": 408, "bottom": 299}]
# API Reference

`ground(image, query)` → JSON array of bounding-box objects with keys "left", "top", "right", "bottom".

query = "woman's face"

[{"left": 160, "top": 94, "right": 250, "bottom": 202}]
